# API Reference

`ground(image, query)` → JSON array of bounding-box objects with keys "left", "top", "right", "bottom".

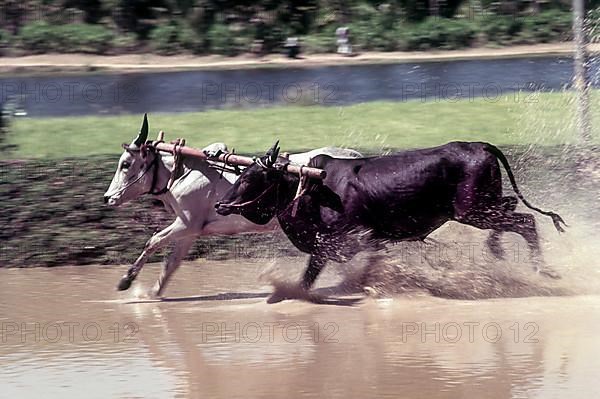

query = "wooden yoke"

[{"left": 149, "top": 132, "right": 327, "bottom": 180}]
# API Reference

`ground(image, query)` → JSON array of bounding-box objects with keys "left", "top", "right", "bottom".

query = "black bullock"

[{"left": 215, "top": 141, "right": 566, "bottom": 303}]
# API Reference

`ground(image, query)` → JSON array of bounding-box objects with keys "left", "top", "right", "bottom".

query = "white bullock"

[{"left": 104, "top": 114, "right": 362, "bottom": 297}]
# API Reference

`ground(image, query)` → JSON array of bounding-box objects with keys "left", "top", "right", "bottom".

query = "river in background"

[{"left": 1, "top": 56, "right": 599, "bottom": 117}]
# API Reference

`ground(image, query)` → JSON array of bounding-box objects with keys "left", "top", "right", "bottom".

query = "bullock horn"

[
  {"left": 266, "top": 140, "right": 280, "bottom": 166},
  {"left": 132, "top": 113, "right": 149, "bottom": 147}
]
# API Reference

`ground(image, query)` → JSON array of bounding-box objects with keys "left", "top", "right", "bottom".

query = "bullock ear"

[
  {"left": 122, "top": 143, "right": 138, "bottom": 153},
  {"left": 315, "top": 184, "right": 343, "bottom": 213}
]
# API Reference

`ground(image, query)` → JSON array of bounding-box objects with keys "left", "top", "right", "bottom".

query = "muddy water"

[{"left": 2, "top": 252, "right": 600, "bottom": 399}]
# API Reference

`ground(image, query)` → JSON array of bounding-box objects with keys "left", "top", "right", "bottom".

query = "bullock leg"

[
  {"left": 485, "top": 195, "right": 519, "bottom": 259},
  {"left": 301, "top": 255, "right": 328, "bottom": 290},
  {"left": 486, "top": 230, "right": 505, "bottom": 259},
  {"left": 493, "top": 212, "right": 559, "bottom": 279},
  {"left": 454, "top": 162, "right": 513, "bottom": 261},
  {"left": 484, "top": 196, "right": 518, "bottom": 259},
  {"left": 361, "top": 251, "right": 386, "bottom": 296},
  {"left": 117, "top": 219, "right": 192, "bottom": 291},
  {"left": 458, "top": 211, "right": 560, "bottom": 279},
  {"left": 453, "top": 160, "right": 558, "bottom": 278},
  {"left": 150, "top": 236, "right": 195, "bottom": 298},
  {"left": 266, "top": 255, "right": 327, "bottom": 304}
]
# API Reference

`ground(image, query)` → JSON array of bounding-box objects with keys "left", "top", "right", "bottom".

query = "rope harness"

[
  {"left": 166, "top": 138, "right": 186, "bottom": 191},
  {"left": 224, "top": 161, "right": 310, "bottom": 217},
  {"left": 147, "top": 150, "right": 169, "bottom": 196},
  {"left": 108, "top": 149, "right": 164, "bottom": 198},
  {"left": 218, "top": 182, "right": 278, "bottom": 211},
  {"left": 208, "top": 149, "right": 243, "bottom": 178},
  {"left": 291, "top": 166, "right": 308, "bottom": 217},
  {"left": 111, "top": 140, "right": 180, "bottom": 199}
]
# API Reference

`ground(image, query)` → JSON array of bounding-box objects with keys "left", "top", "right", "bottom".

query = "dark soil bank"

[{"left": 0, "top": 155, "right": 296, "bottom": 267}]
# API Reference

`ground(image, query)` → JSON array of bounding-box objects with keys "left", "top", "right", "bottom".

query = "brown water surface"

[{"left": 2, "top": 255, "right": 600, "bottom": 399}]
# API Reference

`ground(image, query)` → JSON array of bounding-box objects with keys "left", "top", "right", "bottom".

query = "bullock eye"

[{"left": 121, "top": 161, "right": 131, "bottom": 170}]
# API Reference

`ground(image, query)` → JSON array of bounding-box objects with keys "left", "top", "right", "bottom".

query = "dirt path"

[{"left": 1, "top": 43, "right": 599, "bottom": 75}]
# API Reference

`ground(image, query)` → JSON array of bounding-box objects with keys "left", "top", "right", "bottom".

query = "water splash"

[{"left": 337, "top": 86, "right": 600, "bottom": 300}]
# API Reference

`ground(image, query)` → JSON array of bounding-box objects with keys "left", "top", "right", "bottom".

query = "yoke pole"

[{"left": 152, "top": 141, "right": 327, "bottom": 180}]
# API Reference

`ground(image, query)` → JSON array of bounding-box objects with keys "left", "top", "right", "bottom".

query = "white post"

[{"left": 573, "top": 0, "right": 592, "bottom": 142}]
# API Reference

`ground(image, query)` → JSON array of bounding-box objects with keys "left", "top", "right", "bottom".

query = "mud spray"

[
  {"left": 364, "top": 92, "right": 599, "bottom": 299},
  {"left": 264, "top": 54, "right": 600, "bottom": 303}
]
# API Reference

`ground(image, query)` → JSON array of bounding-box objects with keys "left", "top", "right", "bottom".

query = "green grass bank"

[{"left": 4, "top": 92, "right": 599, "bottom": 160}]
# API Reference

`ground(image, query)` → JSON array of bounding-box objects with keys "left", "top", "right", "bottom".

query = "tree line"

[{"left": 0, "top": 0, "right": 598, "bottom": 55}]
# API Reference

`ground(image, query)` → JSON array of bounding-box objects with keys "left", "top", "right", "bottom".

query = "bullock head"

[
  {"left": 215, "top": 141, "right": 290, "bottom": 224},
  {"left": 215, "top": 141, "right": 343, "bottom": 224},
  {"left": 104, "top": 114, "right": 156, "bottom": 206}
]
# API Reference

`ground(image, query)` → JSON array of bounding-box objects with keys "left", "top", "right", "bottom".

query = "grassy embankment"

[
  {"left": 5, "top": 91, "right": 600, "bottom": 159},
  {"left": 1, "top": 92, "right": 598, "bottom": 267}
]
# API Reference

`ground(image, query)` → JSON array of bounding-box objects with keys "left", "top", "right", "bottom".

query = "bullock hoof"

[
  {"left": 148, "top": 284, "right": 165, "bottom": 299},
  {"left": 487, "top": 244, "right": 505, "bottom": 260},
  {"left": 266, "top": 292, "right": 288, "bottom": 304},
  {"left": 267, "top": 284, "right": 312, "bottom": 303},
  {"left": 117, "top": 276, "right": 133, "bottom": 291}
]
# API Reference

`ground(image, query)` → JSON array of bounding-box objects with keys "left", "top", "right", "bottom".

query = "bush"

[
  {"left": 0, "top": 29, "right": 12, "bottom": 54},
  {"left": 302, "top": 33, "right": 336, "bottom": 53},
  {"left": 57, "top": 24, "right": 114, "bottom": 53},
  {"left": 8, "top": 5, "right": 583, "bottom": 56},
  {"left": 111, "top": 33, "right": 138, "bottom": 53},
  {"left": 480, "top": 10, "right": 572, "bottom": 45},
  {"left": 346, "top": 3, "right": 401, "bottom": 51},
  {"left": 398, "top": 18, "right": 477, "bottom": 51},
  {"left": 349, "top": 20, "right": 398, "bottom": 51},
  {"left": 149, "top": 21, "right": 204, "bottom": 54},
  {"left": 256, "top": 24, "right": 286, "bottom": 52},
  {"left": 519, "top": 10, "right": 572, "bottom": 43},
  {"left": 149, "top": 22, "right": 180, "bottom": 54},
  {"left": 207, "top": 23, "right": 237, "bottom": 56},
  {"left": 178, "top": 24, "right": 204, "bottom": 53},
  {"left": 479, "top": 15, "right": 524, "bottom": 45},
  {"left": 19, "top": 22, "right": 114, "bottom": 54},
  {"left": 18, "top": 22, "right": 55, "bottom": 53}
]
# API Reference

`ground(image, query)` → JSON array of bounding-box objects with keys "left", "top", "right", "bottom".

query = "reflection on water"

[{"left": 2, "top": 261, "right": 600, "bottom": 398}]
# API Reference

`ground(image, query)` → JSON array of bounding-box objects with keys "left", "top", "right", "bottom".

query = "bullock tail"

[{"left": 484, "top": 143, "right": 567, "bottom": 233}]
